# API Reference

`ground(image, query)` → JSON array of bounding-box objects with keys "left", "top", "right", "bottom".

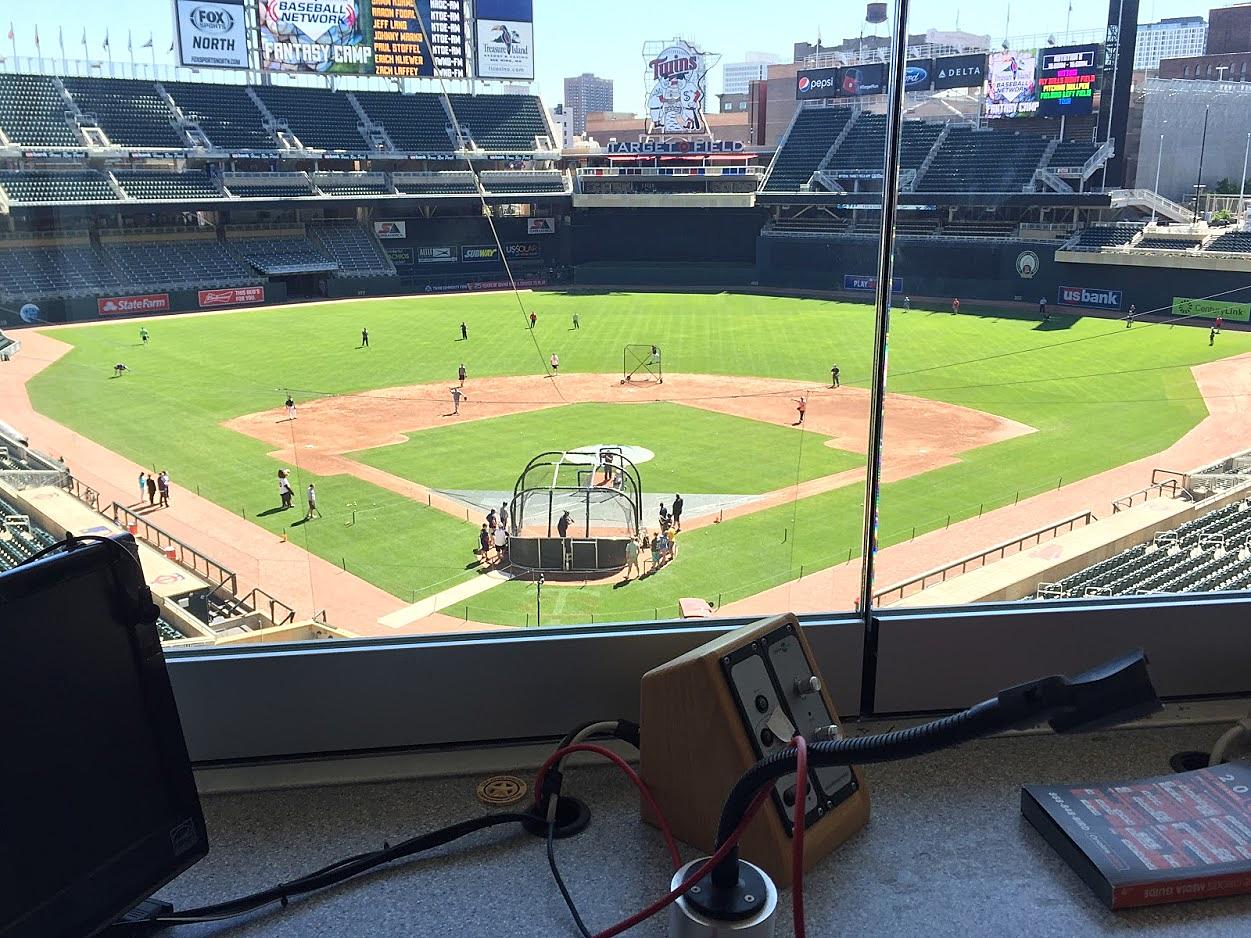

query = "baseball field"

[{"left": 23, "top": 290, "right": 1249, "bottom": 628}]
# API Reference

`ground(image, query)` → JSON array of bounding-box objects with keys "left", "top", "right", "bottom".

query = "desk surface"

[{"left": 161, "top": 724, "right": 1251, "bottom": 936}]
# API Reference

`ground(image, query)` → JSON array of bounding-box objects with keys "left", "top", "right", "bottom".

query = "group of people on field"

[
  {"left": 477, "top": 502, "right": 512, "bottom": 564},
  {"left": 137, "top": 470, "right": 171, "bottom": 509}
]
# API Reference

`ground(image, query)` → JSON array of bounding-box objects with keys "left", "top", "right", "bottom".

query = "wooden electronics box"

[{"left": 639, "top": 614, "right": 869, "bottom": 886}]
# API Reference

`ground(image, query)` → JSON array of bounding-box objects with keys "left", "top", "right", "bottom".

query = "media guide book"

[{"left": 1022, "top": 760, "right": 1251, "bottom": 909}]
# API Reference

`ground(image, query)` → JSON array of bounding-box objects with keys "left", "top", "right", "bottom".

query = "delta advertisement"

[
  {"left": 985, "top": 49, "right": 1039, "bottom": 118},
  {"left": 474, "top": 0, "right": 534, "bottom": 80},
  {"left": 1057, "top": 285, "right": 1122, "bottom": 310},
  {"left": 1172, "top": 297, "right": 1251, "bottom": 322},
  {"left": 932, "top": 53, "right": 986, "bottom": 89},
  {"left": 174, "top": 0, "right": 249, "bottom": 70}
]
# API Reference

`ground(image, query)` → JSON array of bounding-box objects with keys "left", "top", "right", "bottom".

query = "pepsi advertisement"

[{"left": 796, "top": 67, "right": 840, "bottom": 99}]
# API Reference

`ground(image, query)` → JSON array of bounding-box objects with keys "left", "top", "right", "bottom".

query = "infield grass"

[{"left": 27, "top": 291, "right": 1251, "bottom": 625}]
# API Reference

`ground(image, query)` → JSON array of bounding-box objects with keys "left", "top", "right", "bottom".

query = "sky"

[{"left": 0, "top": 0, "right": 1222, "bottom": 110}]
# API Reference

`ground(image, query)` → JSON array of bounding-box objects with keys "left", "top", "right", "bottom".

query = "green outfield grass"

[
  {"left": 26, "top": 291, "right": 1251, "bottom": 625},
  {"left": 351, "top": 401, "right": 862, "bottom": 495}
]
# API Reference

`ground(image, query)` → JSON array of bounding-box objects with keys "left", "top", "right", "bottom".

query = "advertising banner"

[
  {"left": 1037, "top": 44, "right": 1100, "bottom": 117},
  {"left": 932, "top": 53, "right": 987, "bottom": 89},
  {"left": 1058, "top": 285, "right": 1123, "bottom": 310},
  {"left": 422, "top": 275, "right": 547, "bottom": 294},
  {"left": 417, "top": 246, "right": 456, "bottom": 263},
  {"left": 527, "top": 218, "right": 556, "bottom": 235},
  {"left": 174, "top": 0, "right": 249, "bottom": 69},
  {"left": 461, "top": 245, "right": 500, "bottom": 262},
  {"left": 198, "top": 286, "right": 265, "bottom": 308},
  {"left": 905, "top": 59, "right": 934, "bottom": 92},
  {"left": 386, "top": 248, "right": 414, "bottom": 266},
  {"left": 838, "top": 62, "right": 887, "bottom": 96},
  {"left": 98, "top": 294, "right": 171, "bottom": 316},
  {"left": 795, "top": 67, "right": 840, "bottom": 100},
  {"left": 475, "top": 0, "right": 534, "bottom": 80},
  {"left": 1172, "top": 297, "right": 1251, "bottom": 322},
  {"left": 985, "top": 49, "right": 1039, "bottom": 118},
  {"left": 504, "top": 242, "right": 541, "bottom": 258},
  {"left": 373, "top": 221, "right": 407, "bottom": 239},
  {"left": 843, "top": 275, "right": 902, "bottom": 293},
  {"left": 645, "top": 40, "right": 710, "bottom": 133}
]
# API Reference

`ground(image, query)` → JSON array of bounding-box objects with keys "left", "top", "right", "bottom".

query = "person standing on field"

[
  {"left": 623, "top": 536, "right": 641, "bottom": 582},
  {"left": 952, "top": 298, "right": 961, "bottom": 314},
  {"left": 572, "top": 311, "right": 580, "bottom": 329},
  {"left": 478, "top": 523, "right": 491, "bottom": 559},
  {"left": 285, "top": 394, "right": 297, "bottom": 420},
  {"left": 146, "top": 474, "right": 158, "bottom": 507},
  {"left": 557, "top": 510, "right": 572, "bottom": 539},
  {"left": 460, "top": 321, "right": 468, "bottom": 340},
  {"left": 140, "top": 326, "right": 149, "bottom": 345},
  {"left": 830, "top": 364, "right": 841, "bottom": 388},
  {"left": 529, "top": 311, "right": 537, "bottom": 329},
  {"left": 458, "top": 363, "right": 467, "bottom": 386},
  {"left": 1210, "top": 327, "right": 1217, "bottom": 347},
  {"left": 361, "top": 327, "right": 370, "bottom": 348},
  {"left": 1216, "top": 315, "right": 1224, "bottom": 334},
  {"left": 793, "top": 396, "right": 807, "bottom": 425},
  {"left": 550, "top": 352, "right": 559, "bottom": 373},
  {"left": 306, "top": 484, "right": 320, "bottom": 520},
  {"left": 450, "top": 387, "right": 466, "bottom": 415},
  {"left": 279, "top": 469, "right": 293, "bottom": 510},
  {"left": 1126, "top": 304, "right": 1137, "bottom": 328},
  {"left": 157, "top": 470, "right": 170, "bottom": 508},
  {"left": 493, "top": 524, "right": 508, "bottom": 562},
  {"left": 138, "top": 471, "right": 147, "bottom": 505},
  {"left": 1039, "top": 297, "right": 1048, "bottom": 320},
  {"left": 672, "top": 494, "right": 684, "bottom": 530},
  {"left": 499, "top": 501, "right": 510, "bottom": 531}
]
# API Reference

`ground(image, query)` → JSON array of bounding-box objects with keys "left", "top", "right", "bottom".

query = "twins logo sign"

[{"left": 646, "top": 41, "right": 709, "bottom": 135}]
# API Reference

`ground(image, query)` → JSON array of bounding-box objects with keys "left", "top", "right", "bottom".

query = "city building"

[
  {"left": 562, "top": 73, "right": 614, "bottom": 138},
  {"left": 718, "top": 92, "right": 750, "bottom": 113},
  {"left": 549, "top": 104, "right": 571, "bottom": 148},
  {"left": 1207, "top": 2, "right": 1251, "bottom": 54},
  {"left": 1134, "top": 16, "right": 1208, "bottom": 69},
  {"left": 1158, "top": 51, "right": 1251, "bottom": 81},
  {"left": 722, "top": 53, "right": 780, "bottom": 95}
]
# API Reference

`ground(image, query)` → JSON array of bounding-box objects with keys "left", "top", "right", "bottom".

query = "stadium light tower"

[{"left": 1151, "top": 121, "right": 1166, "bottom": 225}]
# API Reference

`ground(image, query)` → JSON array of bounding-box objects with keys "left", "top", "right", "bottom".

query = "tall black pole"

[
  {"left": 858, "top": 0, "right": 911, "bottom": 631},
  {"left": 1194, "top": 105, "right": 1210, "bottom": 223}
]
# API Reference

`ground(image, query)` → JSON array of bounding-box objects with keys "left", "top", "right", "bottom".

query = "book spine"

[{"left": 1114, "top": 873, "right": 1251, "bottom": 909}]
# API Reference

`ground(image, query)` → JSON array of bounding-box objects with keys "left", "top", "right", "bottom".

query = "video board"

[
  {"left": 985, "top": 49, "right": 1039, "bottom": 118},
  {"left": 258, "top": 0, "right": 468, "bottom": 77},
  {"left": 1037, "top": 44, "right": 1100, "bottom": 116}
]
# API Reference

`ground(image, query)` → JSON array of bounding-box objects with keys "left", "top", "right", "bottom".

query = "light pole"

[
  {"left": 1240, "top": 131, "right": 1251, "bottom": 220},
  {"left": 1152, "top": 122, "right": 1166, "bottom": 225},
  {"left": 535, "top": 573, "right": 544, "bottom": 627},
  {"left": 1193, "top": 105, "right": 1210, "bottom": 223}
]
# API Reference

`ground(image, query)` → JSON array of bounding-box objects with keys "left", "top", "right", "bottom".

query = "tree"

[{"left": 1214, "top": 177, "right": 1239, "bottom": 195}]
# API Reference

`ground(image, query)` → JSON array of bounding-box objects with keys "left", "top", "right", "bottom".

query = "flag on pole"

[
  {"left": 127, "top": 30, "right": 132, "bottom": 55},
  {"left": 141, "top": 34, "right": 153, "bottom": 50},
  {"left": 102, "top": 30, "right": 109, "bottom": 51},
  {"left": 6, "top": 23, "right": 13, "bottom": 43},
  {"left": 168, "top": 38, "right": 174, "bottom": 53},
  {"left": 33, "top": 26, "right": 39, "bottom": 49},
  {"left": 81, "top": 28, "right": 87, "bottom": 50},
  {"left": 58, "top": 25, "right": 64, "bottom": 56}
]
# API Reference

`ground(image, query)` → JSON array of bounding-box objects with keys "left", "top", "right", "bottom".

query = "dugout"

[{"left": 508, "top": 449, "right": 643, "bottom": 573}]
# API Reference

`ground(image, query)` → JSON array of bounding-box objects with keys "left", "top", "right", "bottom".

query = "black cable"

[
  {"left": 137, "top": 811, "right": 536, "bottom": 927},
  {"left": 547, "top": 819, "right": 593, "bottom": 938}
]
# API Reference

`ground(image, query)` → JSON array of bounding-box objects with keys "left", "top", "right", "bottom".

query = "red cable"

[
  {"left": 791, "top": 735, "right": 808, "bottom": 938},
  {"left": 534, "top": 743, "right": 681, "bottom": 870},
  {"left": 592, "top": 784, "right": 774, "bottom": 938}
]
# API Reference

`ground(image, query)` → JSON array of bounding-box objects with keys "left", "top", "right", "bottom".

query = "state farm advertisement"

[
  {"left": 97, "top": 294, "right": 171, "bottom": 316},
  {"left": 198, "top": 286, "right": 265, "bottom": 308}
]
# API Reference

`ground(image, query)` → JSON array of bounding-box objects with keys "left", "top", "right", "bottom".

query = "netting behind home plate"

[{"left": 510, "top": 449, "right": 642, "bottom": 538}]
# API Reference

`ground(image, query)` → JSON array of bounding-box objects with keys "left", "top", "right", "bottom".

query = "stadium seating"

[
  {"left": 0, "top": 493, "right": 59, "bottom": 570},
  {"left": 480, "top": 171, "right": 566, "bottom": 194},
  {"left": 917, "top": 127, "right": 1049, "bottom": 192},
  {"left": 223, "top": 174, "right": 316, "bottom": 199},
  {"left": 163, "top": 82, "right": 273, "bottom": 151},
  {"left": 763, "top": 106, "right": 855, "bottom": 191},
  {"left": 825, "top": 114, "right": 943, "bottom": 174},
  {"left": 230, "top": 235, "right": 339, "bottom": 275},
  {"left": 392, "top": 172, "right": 479, "bottom": 195},
  {"left": 0, "top": 74, "right": 80, "bottom": 147},
  {"left": 0, "top": 170, "right": 117, "bottom": 203},
  {"left": 252, "top": 85, "right": 369, "bottom": 152},
  {"left": 353, "top": 91, "right": 455, "bottom": 152},
  {"left": 61, "top": 77, "right": 184, "bottom": 148},
  {"left": 444, "top": 93, "right": 550, "bottom": 150},
  {"left": 1047, "top": 139, "right": 1098, "bottom": 169},
  {"left": 114, "top": 170, "right": 221, "bottom": 201},
  {"left": 309, "top": 222, "right": 396, "bottom": 276},
  {"left": 1068, "top": 224, "right": 1141, "bottom": 251},
  {"left": 0, "top": 243, "right": 123, "bottom": 298},
  {"left": 100, "top": 237, "right": 258, "bottom": 289},
  {"left": 314, "top": 174, "right": 391, "bottom": 196},
  {"left": 1037, "top": 500, "right": 1251, "bottom": 598},
  {"left": 1137, "top": 237, "right": 1201, "bottom": 250},
  {"left": 1205, "top": 230, "right": 1251, "bottom": 253}
]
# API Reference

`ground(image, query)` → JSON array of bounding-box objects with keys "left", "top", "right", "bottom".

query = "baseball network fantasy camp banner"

[
  {"left": 985, "top": 49, "right": 1039, "bottom": 118},
  {"left": 174, "top": 0, "right": 249, "bottom": 69},
  {"left": 1173, "top": 297, "right": 1251, "bottom": 322},
  {"left": 259, "top": 0, "right": 469, "bottom": 76},
  {"left": 474, "top": 0, "right": 534, "bottom": 79}
]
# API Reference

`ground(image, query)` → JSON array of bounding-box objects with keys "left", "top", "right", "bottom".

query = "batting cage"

[
  {"left": 622, "top": 344, "right": 663, "bottom": 385},
  {"left": 508, "top": 449, "right": 643, "bottom": 572}
]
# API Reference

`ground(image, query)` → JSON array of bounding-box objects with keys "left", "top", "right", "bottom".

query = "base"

[{"left": 668, "top": 858, "right": 778, "bottom": 937}]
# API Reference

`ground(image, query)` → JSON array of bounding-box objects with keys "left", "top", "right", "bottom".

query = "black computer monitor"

[{"left": 0, "top": 535, "right": 208, "bottom": 938}]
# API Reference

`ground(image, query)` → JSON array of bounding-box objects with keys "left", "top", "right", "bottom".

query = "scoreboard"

[
  {"left": 1037, "top": 44, "right": 1100, "bottom": 116},
  {"left": 370, "top": 0, "right": 468, "bottom": 77}
]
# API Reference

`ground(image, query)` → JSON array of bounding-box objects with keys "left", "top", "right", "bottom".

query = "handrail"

[
  {"left": 63, "top": 475, "right": 100, "bottom": 512},
  {"left": 873, "top": 511, "right": 1097, "bottom": 606},
  {"left": 110, "top": 501, "right": 237, "bottom": 595},
  {"left": 1112, "top": 478, "right": 1181, "bottom": 514}
]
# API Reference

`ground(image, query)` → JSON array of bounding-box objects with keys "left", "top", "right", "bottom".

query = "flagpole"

[
  {"left": 9, "top": 23, "right": 16, "bottom": 65},
  {"left": 148, "top": 34, "right": 156, "bottom": 77}
]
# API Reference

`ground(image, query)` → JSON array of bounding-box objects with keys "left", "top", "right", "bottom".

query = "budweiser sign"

[
  {"left": 198, "top": 286, "right": 265, "bottom": 308},
  {"left": 97, "top": 293, "right": 171, "bottom": 316}
]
